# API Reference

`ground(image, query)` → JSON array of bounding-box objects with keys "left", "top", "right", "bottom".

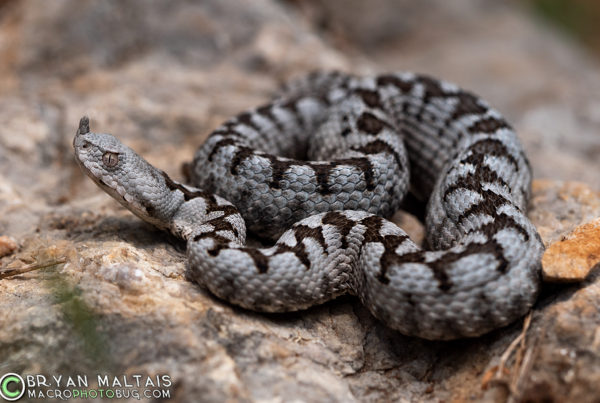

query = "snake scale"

[{"left": 73, "top": 71, "right": 544, "bottom": 340}]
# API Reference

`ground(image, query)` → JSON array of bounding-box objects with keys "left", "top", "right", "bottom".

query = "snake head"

[{"left": 73, "top": 116, "right": 176, "bottom": 231}]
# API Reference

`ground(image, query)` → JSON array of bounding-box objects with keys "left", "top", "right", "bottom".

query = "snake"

[{"left": 73, "top": 71, "right": 544, "bottom": 340}]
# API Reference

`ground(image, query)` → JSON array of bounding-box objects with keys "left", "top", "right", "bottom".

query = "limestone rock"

[
  {"left": 0, "top": 235, "right": 17, "bottom": 258},
  {"left": 1, "top": 0, "right": 600, "bottom": 402},
  {"left": 542, "top": 217, "right": 600, "bottom": 282}
]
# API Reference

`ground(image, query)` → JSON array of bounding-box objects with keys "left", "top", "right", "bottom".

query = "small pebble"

[{"left": 0, "top": 236, "right": 17, "bottom": 257}]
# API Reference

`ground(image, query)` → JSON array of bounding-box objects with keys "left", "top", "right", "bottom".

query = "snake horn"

[{"left": 78, "top": 116, "right": 90, "bottom": 135}]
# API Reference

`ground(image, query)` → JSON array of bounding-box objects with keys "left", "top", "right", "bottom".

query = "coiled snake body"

[{"left": 73, "top": 72, "right": 543, "bottom": 340}]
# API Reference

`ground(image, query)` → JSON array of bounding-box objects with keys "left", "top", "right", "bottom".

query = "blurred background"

[
  {"left": 1, "top": 1, "right": 600, "bottom": 402},
  {"left": 1, "top": 0, "right": 600, "bottom": 199},
  {"left": 526, "top": 0, "right": 600, "bottom": 56}
]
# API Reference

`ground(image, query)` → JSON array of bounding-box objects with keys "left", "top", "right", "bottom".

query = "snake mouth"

[
  {"left": 74, "top": 155, "right": 118, "bottom": 199},
  {"left": 72, "top": 127, "right": 167, "bottom": 230},
  {"left": 72, "top": 134, "right": 128, "bottom": 207},
  {"left": 77, "top": 159, "right": 152, "bottom": 223}
]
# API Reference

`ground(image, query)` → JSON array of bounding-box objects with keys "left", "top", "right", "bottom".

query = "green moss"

[
  {"left": 45, "top": 268, "right": 113, "bottom": 371},
  {"left": 529, "top": 0, "right": 598, "bottom": 44}
]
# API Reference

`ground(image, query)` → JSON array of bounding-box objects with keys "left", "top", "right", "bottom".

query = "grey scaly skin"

[{"left": 73, "top": 72, "right": 544, "bottom": 340}]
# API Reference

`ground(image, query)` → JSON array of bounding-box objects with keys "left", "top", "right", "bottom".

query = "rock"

[
  {"left": 508, "top": 181, "right": 600, "bottom": 401},
  {"left": 1, "top": 0, "right": 600, "bottom": 402},
  {"left": 530, "top": 180, "right": 600, "bottom": 281},
  {"left": 542, "top": 217, "right": 600, "bottom": 282},
  {"left": 529, "top": 180, "right": 600, "bottom": 245},
  {"left": 0, "top": 235, "right": 17, "bottom": 258}
]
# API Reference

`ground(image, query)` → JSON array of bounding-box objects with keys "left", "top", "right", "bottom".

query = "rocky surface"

[
  {"left": 542, "top": 216, "right": 600, "bottom": 282},
  {"left": 1, "top": 0, "right": 600, "bottom": 402},
  {"left": 0, "top": 235, "right": 17, "bottom": 258}
]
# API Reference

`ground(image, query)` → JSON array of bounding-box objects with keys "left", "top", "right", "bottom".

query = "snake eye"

[
  {"left": 82, "top": 141, "right": 90, "bottom": 149},
  {"left": 102, "top": 152, "right": 119, "bottom": 167}
]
